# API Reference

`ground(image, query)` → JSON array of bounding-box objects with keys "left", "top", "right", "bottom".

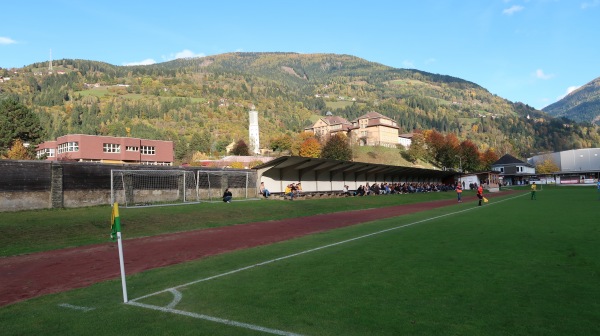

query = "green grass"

[{"left": 2, "top": 186, "right": 599, "bottom": 335}]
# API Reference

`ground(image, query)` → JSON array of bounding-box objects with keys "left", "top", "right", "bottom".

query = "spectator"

[
  {"left": 259, "top": 182, "right": 270, "bottom": 198},
  {"left": 285, "top": 184, "right": 295, "bottom": 200}
]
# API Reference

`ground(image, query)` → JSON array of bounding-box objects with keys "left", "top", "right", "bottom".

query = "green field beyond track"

[{"left": 1, "top": 186, "right": 599, "bottom": 335}]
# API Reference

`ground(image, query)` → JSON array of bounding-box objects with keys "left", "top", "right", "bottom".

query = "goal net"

[
  {"left": 111, "top": 169, "right": 258, "bottom": 207},
  {"left": 196, "top": 170, "right": 257, "bottom": 203},
  {"left": 111, "top": 169, "right": 199, "bottom": 208}
]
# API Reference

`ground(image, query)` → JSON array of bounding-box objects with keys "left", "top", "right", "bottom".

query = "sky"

[{"left": 1, "top": 0, "right": 599, "bottom": 110}]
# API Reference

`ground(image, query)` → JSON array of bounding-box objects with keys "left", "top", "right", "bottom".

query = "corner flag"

[
  {"left": 110, "top": 202, "right": 128, "bottom": 302},
  {"left": 110, "top": 203, "right": 121, "bottom": 241}
]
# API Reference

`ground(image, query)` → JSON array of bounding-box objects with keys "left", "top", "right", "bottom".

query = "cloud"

[
  {"left": 0, "top": 37, "right": 17, "bottom": 45},
  {"left": 534, "top": 69, "right": 554, "bottom": 80},
  {"left": 424, "top": 58, "right": 437, "bottom": 65},
  {"left": 581, "top": 0, "right": 600, "bottom": 9},
  {"left": 503, "top": 5, "right": 524, "bottom": 15},
  {"left": 565, "top": 85, "right": 580, "bottom": 96},
  {"left": 556, "top": 86, "right": 581, "bottom": 101},
  {"left": 402, "top": 60, "right": 415, "bottom": 68},
  {"left": 162, "top": 49, "right": 205, "bottom": 61},
  {"left": 123, "top": 59, "right": 157, "bottom": 66}
]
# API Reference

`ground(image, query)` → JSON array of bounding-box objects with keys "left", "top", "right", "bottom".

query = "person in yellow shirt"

[
  {"left": 285, "top": 184, "right": 294, "bottom": 200},
  {"left": 530, "top": 182, "right": 537, "bottom": 200}
]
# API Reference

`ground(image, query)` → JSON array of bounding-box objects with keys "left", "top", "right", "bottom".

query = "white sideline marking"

[
  {"left": 128, "top": 193, "right": 525, "bottom": 334},
  {"left": 58, "top": 303, "right": 95, "bottom": 312}
]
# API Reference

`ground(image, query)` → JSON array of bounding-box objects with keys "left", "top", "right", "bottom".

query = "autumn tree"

[
  {"left": 231, "top": 139, "right": 250, "bottom": 156},
  {"left": 292, "top": 131, "right": 318, "bottom": 156},
  {"left": 4, "top": 139, "right": 33, "bottom": 160},
  {"left": 437, "top": 133, "right": 460, "bottom": 169},
  {"left": 299, "top": 137, "right": 321, "bottom": 158},
  {"left": 423, "top": 129, "right": 446, "bottom": 165},
  {"left": 480, "top": 148, "right": 500, "bottom": 171},
  {"left": 320, "top": 133, "right": 352, "bottom": 161},
  {"left": 458, "top": 140, "right": 481, "bottom": 172},
  {"left": 535, "top": 156, "right": 560, "bottom": 174}
]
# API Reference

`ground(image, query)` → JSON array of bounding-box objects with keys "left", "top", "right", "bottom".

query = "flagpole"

[
  {"left": 112, "top": 203, "right": 128, "bottom": 303},
  {"left": 117, "top": 230, "right": 128, "bottom": 303}
]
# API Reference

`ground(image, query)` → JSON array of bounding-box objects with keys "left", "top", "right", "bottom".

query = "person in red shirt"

[{"left": 477, "top": 184, "right": 483, "bottom": 206}]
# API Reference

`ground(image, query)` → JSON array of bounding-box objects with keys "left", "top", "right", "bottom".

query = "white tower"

[{"left": 248, "top": 109, "right": 260, "bottom": 155}]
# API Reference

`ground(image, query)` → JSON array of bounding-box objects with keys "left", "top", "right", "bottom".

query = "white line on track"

[{"left": 128, "top": 192, "right": 525, "bottom": 335}]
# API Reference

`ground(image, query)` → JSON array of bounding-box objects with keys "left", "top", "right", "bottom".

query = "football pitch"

[{"left": 1, "top": 186, "right": 599, "bottom": 335}]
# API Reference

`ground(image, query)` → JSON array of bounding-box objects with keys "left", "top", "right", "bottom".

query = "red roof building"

[{"left": 36, "top": 134, "right": 174, "bottom": 165}]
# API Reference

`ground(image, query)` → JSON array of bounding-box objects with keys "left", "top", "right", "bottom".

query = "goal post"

[
  {"left": 196, "top": 170, "right": 258, "bottom": 202},
  {"left": 111, "top": 169, "right": 200, "bottom": 208}
]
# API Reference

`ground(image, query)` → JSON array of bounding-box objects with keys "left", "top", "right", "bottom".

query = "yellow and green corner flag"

[{"left": 110, "top": 203, "right": 121, "bottom": 241}]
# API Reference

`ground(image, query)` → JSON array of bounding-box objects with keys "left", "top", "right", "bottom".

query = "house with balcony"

[
  {"left": 491, "top": 154, "right": 535, "bottom": 185},
  {"left": 36, "top": 134, "right": 174, "bottom": 165}
]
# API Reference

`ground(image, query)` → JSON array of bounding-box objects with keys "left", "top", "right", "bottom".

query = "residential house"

[{"left": 491, "top": 154, "right": 535, "bottom": 185}]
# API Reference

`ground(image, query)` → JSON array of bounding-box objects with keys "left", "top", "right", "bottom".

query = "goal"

[
  {"left": 111, "top": 169, "right": 199, "bottom": 208},
  {"left": 110, "top": 169, "right": 258, "bottom": 207},
  {"left": 196, "top": 170, "right": 257, "bottom": 202}
]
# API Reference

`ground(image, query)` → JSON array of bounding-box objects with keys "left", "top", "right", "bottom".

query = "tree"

[
  {"left": 320, "top": 133, "right": 352, "bottom": 161},
  {"left": 480, "top": 148, "right": 500, "bottom": 171},
  {"left": 535, "top": 156, "right": 560, "bottom": 174},
  {"left": 299, "top": 137, "right": 321, "bottom": 158},
  {"left": 406, "top": 132, "right": 427, "bottom": 163},
  {"left": 292, "top": 131, "right": 318, "bottom": 156},
  {"left": 458, "top": 140, "right": 481, "bottom": 172},
  {"left": 190, "top": 132, "right": 211, "bottom": 153},
  {"left": 4, "top": 139, "right": 33, "bottom": 160},
  {"left": 0, "top": 97, "right": 44, "bottom": 155},
  {"left": 231, "top": 139, "right": 250, "bottom": 156},
  {"left": 270, "top": 134, "right": 293, "bottom": 152}
]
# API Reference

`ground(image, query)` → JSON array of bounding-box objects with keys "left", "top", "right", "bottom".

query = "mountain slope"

[
  {"left": 543, "top": 77, "right": 600, "bottom": 124},
  {"left": 2, "top": 52, "right": 599, "bottom": 163}
]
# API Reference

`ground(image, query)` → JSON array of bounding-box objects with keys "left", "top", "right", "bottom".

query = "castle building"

[{"left": 305, "top": 111, "right": 401, "bottom": 148}]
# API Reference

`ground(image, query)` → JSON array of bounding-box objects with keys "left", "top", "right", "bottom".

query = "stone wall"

[{"left": 0, "top": 160, "right": 256, "bottom": 212}]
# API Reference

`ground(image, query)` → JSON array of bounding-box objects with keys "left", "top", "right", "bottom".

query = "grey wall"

[{"left": 0, "top": 160, "right": 256, "bottom": 212}]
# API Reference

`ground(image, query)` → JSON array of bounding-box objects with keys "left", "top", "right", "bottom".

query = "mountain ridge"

[{"left": 1, "top": 52, "right": 599, "bottom": 163}]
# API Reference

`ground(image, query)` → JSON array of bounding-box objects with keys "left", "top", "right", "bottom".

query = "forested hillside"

[
  {"left": 1, "top": 52, "right": 599, "bottom": 164},
  {"left": 543, "top": 76, "right": 600, "bottom": 125}
]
